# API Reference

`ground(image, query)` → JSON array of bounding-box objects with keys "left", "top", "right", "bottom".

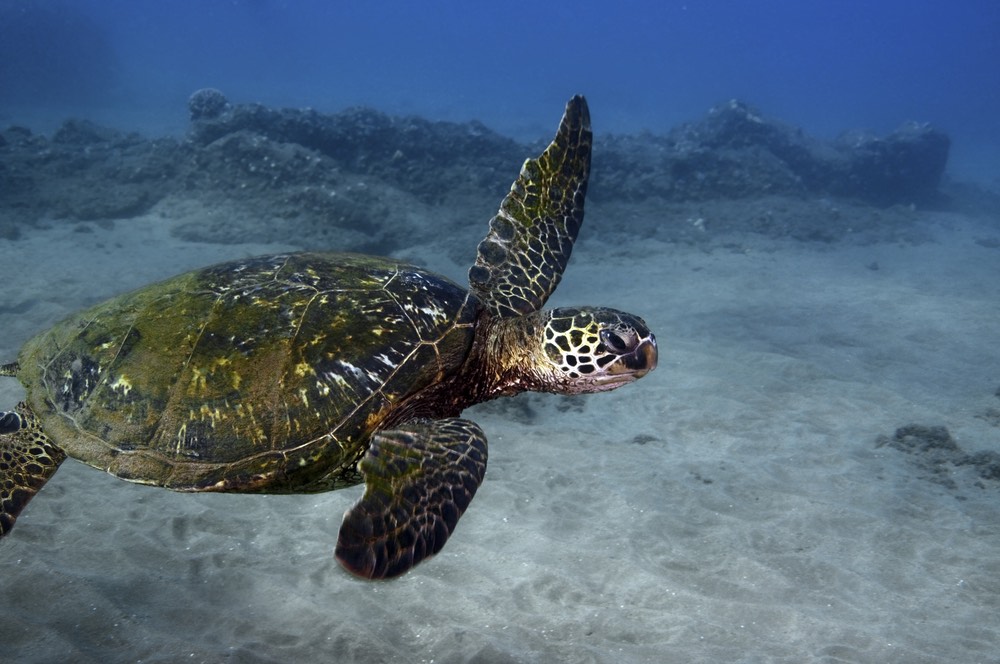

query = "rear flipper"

[
  {"left": 335, "top": 417, "right": 488, "bottom": 580},
  {"left": 0, "top": 402, "right": 66, "bottom": 537}
]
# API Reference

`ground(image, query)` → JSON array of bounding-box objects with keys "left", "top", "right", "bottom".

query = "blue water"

[
  {"left": 1, "top": 0, "right": 998, "bottom": 181},
  {"left": 3, "top": 3, "right": 1000, "bottom": 662}
]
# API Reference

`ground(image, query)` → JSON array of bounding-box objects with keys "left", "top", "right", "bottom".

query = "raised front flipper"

[
  {"left": 469, "top": 95, "right": 592, "bottom": 318},
  {"left": 335, "top": 418, "right": 488, "bottom": 580},
  {"left": 0, "top": 402, "right": 66, "bottom": 537}
]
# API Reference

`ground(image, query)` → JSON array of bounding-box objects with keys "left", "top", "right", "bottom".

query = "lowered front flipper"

[
  {"left": 0, "top": 402, "right": 66, "bottom": 537},
  {"left": 335, "top": 418, "right": 488, "bottom": 579}
]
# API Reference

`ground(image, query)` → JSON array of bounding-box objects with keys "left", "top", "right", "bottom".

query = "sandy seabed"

[{"left": 1, "top": 201, "right": 998, "bottom": 663}]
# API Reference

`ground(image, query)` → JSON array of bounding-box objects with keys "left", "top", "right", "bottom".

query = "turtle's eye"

[{"left": 600, "top": 328, "right": 636, "bottom": 354}]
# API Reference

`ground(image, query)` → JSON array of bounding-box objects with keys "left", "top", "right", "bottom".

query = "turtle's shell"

[{"left": 17, "top": 253, "right": 480, "bottom": 492}]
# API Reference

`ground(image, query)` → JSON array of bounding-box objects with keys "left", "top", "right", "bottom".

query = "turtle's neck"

[
  {"left": 467, "top": 311, "right": 552, "bottom": 401},
  {"left": 395, "top": 311, "right": 552, "bottom": 421}
]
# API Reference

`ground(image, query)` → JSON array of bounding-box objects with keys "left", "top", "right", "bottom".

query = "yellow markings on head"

[
  {"left": 232, "top": 372, "right": 242, "bottom": 390},
  {"left": 109, "top": 375, "right": 133, "bottom": 397},
  {"left": 298, "top": 387, "right": 310, "bottom": 408}
]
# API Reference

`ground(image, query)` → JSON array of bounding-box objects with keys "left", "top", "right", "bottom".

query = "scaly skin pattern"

[
  {"left": 0, "top": 403, "right": 66, "bottom": 537},
  {"left": 469, "top": 95, "right": 592, "bottom": 318},
  {"left": 14, "top": 252, "right": 479, "bottom": 492}
]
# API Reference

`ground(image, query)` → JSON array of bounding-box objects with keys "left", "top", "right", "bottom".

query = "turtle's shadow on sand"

[{"left": 474, "top": 393, "right": 588, "bottom": 425}]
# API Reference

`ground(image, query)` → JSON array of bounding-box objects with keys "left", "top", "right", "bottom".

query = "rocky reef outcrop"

[
  {"left": 591, "top": 99, "right": 950, "bottom": 206},
  {"left": 0, "top": 91, "right": 959, "bottom": 248}
]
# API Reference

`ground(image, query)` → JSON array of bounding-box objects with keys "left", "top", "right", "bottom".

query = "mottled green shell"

[{"left": 16, "top": 253, "right": 479, "bottom": 492}]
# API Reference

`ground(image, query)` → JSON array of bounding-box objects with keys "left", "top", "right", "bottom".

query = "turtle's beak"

[
  {"left": 592, "top": 334, "right": 657, "bottom": 389},
  {"left": 625, "top": 334, "right": 657, "bottom": 378}
]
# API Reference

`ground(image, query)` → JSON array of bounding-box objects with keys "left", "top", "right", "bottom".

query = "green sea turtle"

[{"left": 0, "top": 96, "right": 657, "bottom": 579}]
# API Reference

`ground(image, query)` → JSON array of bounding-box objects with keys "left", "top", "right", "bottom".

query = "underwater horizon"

[{"left": 1, "top": 0, "right": 998, "bottom": 183}]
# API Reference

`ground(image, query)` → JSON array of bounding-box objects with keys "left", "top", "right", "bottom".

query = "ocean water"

[
  {"left": 1, "top": 2, "right": 999, "bottom": 662},
  {"left": 2, "top": 0, "right": 999, "bottom": 180}
]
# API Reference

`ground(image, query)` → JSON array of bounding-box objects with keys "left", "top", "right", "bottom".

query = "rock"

[
  {"left": 835, "top": 122, "right": 950, "bottom": 205},
  {"left": 961, "top": 451, "right": 1000, "bottom": 481},
  {"left": 878, "top": 423, "right": 1000, "bottom": 488},
  {"left": 52, "top": 118, "right": 125, "bottom": 145},
  {"left": 0, "top": 93, "right": 958, "bottom": 245},
  {"left": 188, "top": 101, "right": 524, "bottom": 205},
  {"left": 591, "top": 99, "right": 949, "bottom": 206},
  {"left": 188, "top": 88, "right": 231, "bottom": 121},
  {"left": 885, "top": 424, "right": 960, "bottom": 455}
]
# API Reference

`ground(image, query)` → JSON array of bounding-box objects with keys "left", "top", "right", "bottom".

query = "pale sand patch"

[{"left": 1, "top": 207, "right": 998, "bottom": 663}]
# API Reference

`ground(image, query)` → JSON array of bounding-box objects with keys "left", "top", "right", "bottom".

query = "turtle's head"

[{"left": 534, "top": 307, "right": 657, "bottom": 394}]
